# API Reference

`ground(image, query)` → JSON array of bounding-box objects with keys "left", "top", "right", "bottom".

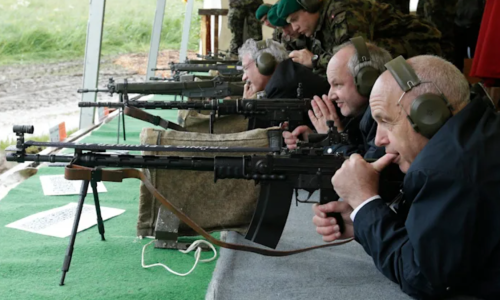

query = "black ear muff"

[
  {"left": 355, "top": 66, "right": 379, "bottom": 97},
  {"left": 296, "top": 0, "right": 321, "bottom": 13},
  {"left": 385, "top": 56, "right": 453, "bottom": 139},
  {"left": 350, "top": 36, "right": 380, "bottom": 97},
  {"left": 409, "top": 93, "right": 452, "bottom": 139},
  {"left": 255, "top": 39, "right": 277, "bottom": 76},
  {"left": 256, "top": 52, "right": 276, "bottom": 76}
]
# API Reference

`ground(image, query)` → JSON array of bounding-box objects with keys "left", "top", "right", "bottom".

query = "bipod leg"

[
  {"left": 90, "top": 179, "right": 105, "bottom": 241},
  {"left": 117, "top": 107, "right": 121, "bottom": 143},
  {"left": 121, "top": 105, "right": 126, "bottom": 141},
  {"left": 60, "top": 180, "right": 89, "bottom": 286}
]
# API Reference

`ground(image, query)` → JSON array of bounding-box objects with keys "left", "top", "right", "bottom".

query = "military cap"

[
  {"left": 256, "top": 4, "right": 272, "bottom": 20},
  {"left": 277, "top": 0, "right": 303, "bottom": 19},
  {"left": 268, "top": 4, "right": 288, "bottom": 27}
]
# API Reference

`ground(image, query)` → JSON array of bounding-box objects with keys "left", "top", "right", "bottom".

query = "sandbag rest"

[{"left": 137, "top": 127, "right": 282, "bottom": 250}]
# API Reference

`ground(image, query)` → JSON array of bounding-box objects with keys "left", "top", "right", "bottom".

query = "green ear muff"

[
  {"left": 385, "top": 56, "right": 453, "bottom": 139},
  {"left": 296, "top": 0, "right": 321, "bottom": 13},
  {"left": 255, "top": 39, "right": 277, "bottom": 76},
  {"left": 350, "top": 36, "right": 380, "bottom": 97}
]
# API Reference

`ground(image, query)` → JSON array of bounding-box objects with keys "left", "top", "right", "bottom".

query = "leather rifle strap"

[
  {"left": 65, "top": 165, "right": 353, "bottom": 256},
  {"left": 124, "top": 106, "right": 187, "bottom": 131}
]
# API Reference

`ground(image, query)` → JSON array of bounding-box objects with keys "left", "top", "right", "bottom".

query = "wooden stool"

[{"left": 198, "top": 9, "right": 228, "bottom": 56}]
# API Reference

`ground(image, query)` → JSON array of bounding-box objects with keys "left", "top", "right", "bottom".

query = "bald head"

[{"left": 374, "top": 55, "right": 470, "bottom": 113}]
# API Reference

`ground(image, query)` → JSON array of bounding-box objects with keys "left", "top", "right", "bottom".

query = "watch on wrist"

[{"left": 311, "top": 54, "right": 319, "bottom": 68}]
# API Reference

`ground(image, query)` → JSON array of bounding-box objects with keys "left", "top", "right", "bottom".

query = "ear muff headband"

[
  {"left": 350, "top": 36, "right": 380, "bottom": 97},
  {"left": 385, "top": 56, "right": 453, "bottom": 139},
  {"left": 255, "top": 39, "right": 277, "bottom": 76},
  {"left": 296, "top": 0, "right": 321, "bottom": 13}
]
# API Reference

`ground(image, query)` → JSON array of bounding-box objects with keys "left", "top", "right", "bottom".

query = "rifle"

[
  {"left": 6, "top": 125, "right": 403, "bottom": 284},
  {"left": 78, "top": 98, "right": 315, "bottom": 134},
  {"left": 78, "top": 77, "right": 244, "bottom": 98},
  {"left": 149, "top": 73, "right": 243, "bottom": 83},
  {"left": 152, "top": 62, "right": 243, "bottom": 76},
  {"left": 78, "top": 78, "right": 244, "bottom": 140}
]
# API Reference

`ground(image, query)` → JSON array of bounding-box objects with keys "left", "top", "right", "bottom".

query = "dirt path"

[{"left": 0, "top": 50, "right": 196, "bottom": 175}]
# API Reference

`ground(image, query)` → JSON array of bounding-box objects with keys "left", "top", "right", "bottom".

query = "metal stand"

[{"left": 60, "top": 175, "right": 106, "bottom": 285}]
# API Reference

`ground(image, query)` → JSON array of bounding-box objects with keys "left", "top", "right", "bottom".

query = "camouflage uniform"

[
  {"left": 272, "top": 27, "right": 309, "bottom": 51},
  {"left": 309, "top": 0, "right": 442, "bottom": 75},
  {"left": 229, "top": 0, "right": 264, "bottom": 55},
  {"left": 377, "top": 0, "right": 410, "bottom": 14},
  {"left": 417, "top": 0, "right": 458, "bottom": 60}
]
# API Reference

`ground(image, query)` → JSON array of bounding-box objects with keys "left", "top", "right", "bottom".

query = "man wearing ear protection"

[
  {"left": 283, "top": 37, "right": 392, "bottom": 159},
  {"left": 313, "top": 55, "right": 500, "bottom": 299},
  {"left": 238, "top": 38, "right": 329, "bottom": 129},
  {"left": 276, "top": 0, "right": 441, "bottom": 75},
  {"left": 238, "top": 38, "right": 329, "bottom": 100}
]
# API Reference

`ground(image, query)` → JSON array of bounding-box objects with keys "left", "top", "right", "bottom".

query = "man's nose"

[
  {"left": 374, "top": 127, "right": 389, "bottom": 147},
  {"left": 242, "top": 73, "right": 248, "bottom": 81}
]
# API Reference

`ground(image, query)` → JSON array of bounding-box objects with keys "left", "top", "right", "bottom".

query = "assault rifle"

[
  {"left": 149, "top": 73, "right": 243, "bottom": 82},
  {"left": 78, "top": 98, "right": 315, "bottom": 134},
  {"left": 6, "top": 125, "right": 403, "bottom": 284},
  {"left": 78, "top": 77, "right": 244, "bottom": 140},
  {"left": 78, "top": 77, "right": 244, "bottom": 98},
  {"left": 152, "top": 62, "right": 243, "bottom": 76}
]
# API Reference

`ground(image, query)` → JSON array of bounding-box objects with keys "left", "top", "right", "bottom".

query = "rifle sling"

[
  {"left": 124, "top": 106, "right": 186, "bottom": 131},
  {"left": 64, "top": 164, "right": 353, "bottom": 256}
]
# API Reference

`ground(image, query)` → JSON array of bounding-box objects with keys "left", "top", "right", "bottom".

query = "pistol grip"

[{"left": 319, "top": 189, "right": 345, "bottom": 234}]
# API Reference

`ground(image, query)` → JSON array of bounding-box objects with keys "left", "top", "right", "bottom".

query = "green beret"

[
  {"left": 277, "top": 0, "right": 303, "bottom": 19},
  {"left": 267, "top": 5, "right": 288, "bottom": 27},
  {"left": 256, "top": 4, "right": 272, "bottom": 20}
]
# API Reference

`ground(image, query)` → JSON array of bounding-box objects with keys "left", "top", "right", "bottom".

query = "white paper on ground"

[
  {"left": 5, "top": 202, "right": 125, "bottom": 238},
  {"left": 39, "top": 175, "right": 107, "bottom": 196}
]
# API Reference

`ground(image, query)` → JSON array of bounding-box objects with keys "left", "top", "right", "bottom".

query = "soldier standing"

[{"left": 229, "top": 0, "right": 264, "bottom": 56}]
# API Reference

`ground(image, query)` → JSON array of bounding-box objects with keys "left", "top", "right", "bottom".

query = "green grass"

[{"left": 0, "top": 0, "right": 203, "bottom": 65}]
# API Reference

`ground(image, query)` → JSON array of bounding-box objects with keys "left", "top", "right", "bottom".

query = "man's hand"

[
  {"left": 312, "top": 201, "right": 354, "bottom": 242},
  {"left": 309, "top": 95, "right": 343, "bottom": 133},
  {"left": 282, "top": 125, "right": 313, "bottom": 150},
  {"left": 243, "top": 82, "right": 255, "bottom": 99},
  {"left": 332, "top": 153, "right": 396, "bottom": 209},
  {"left": 289, "top": 49, "right": 314, "bottom": 68}
]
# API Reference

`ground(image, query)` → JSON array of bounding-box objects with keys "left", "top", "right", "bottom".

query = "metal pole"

[
  {"left": 146, "top": 0, "right": 167, "bottom": 82},
  {"left": 79, "top": 0, "right": 106, "bottom": 130},
  {"left": 179, "top": 0, "right": 195, "bottom": 63}
]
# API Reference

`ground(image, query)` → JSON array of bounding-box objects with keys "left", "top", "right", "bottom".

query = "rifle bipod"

[{"left": 60, "top": 169, "right": 106, "bottom": 286}]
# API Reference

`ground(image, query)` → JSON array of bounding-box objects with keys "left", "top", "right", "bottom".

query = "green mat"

[{"left": 0, "top": 108, "right": 218, "bottom": 300}]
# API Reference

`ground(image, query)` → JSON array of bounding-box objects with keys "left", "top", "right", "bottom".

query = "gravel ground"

[{"left": 0, "top": 50, "right": 196, "bottom": 176}]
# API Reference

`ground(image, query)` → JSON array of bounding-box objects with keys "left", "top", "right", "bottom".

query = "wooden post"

[
  {"left": 198, "top": 9, "right": 228, "bottom": 57},
  {"left": 200, "top": 15, "right": 209, "bottom": 55},
  {"left": 213, "top": 15, "right": 219, "bottom": 56}
]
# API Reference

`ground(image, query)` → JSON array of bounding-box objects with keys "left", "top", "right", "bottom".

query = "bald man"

[{"left": 313, "top": 55, "right": 500, "bottom": 299}]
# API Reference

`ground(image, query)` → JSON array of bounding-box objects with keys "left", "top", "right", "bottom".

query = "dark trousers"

[{"left": 453, "top": 23, "right": 481, "bottom": 72}]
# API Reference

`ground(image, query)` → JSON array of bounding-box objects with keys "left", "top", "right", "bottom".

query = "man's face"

[
  {"left": 282, "top": 24, "right": 299, "bottom": 38},
  {"left": 260, "top": 16, "right": 274, "bottom": 28},
  {"left": 370, "top": 72, "right": 429, "bottom": 173},
  {"left": 287, "top": 10, "right": 318, "bottom": 37},
  {"left": 241, "top": 54, "right": 270, "bottom": 94},
  {"left": 326, "top": 47, "right": 368, "bottom": 117}
]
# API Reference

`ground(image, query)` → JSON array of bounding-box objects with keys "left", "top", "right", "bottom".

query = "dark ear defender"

[
  {"left": 385, "top": 56, "right": 453, "bottom": 139},
  {"left": 255, "top": 39, "right": 277, "bottom": 76},
  {"left": 296, "top": 0, "right": 322, "bottom": 13},
  {"left": 350, "top": 36, "right": 380, "bottom": 97}
]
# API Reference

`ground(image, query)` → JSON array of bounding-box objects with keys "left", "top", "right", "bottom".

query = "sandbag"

[
  {"left": 177, "top": 109, "right": 249, "bottom": 133},
  {"left": 137, "top": 127, "right": 281, "bottom": 237}
]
